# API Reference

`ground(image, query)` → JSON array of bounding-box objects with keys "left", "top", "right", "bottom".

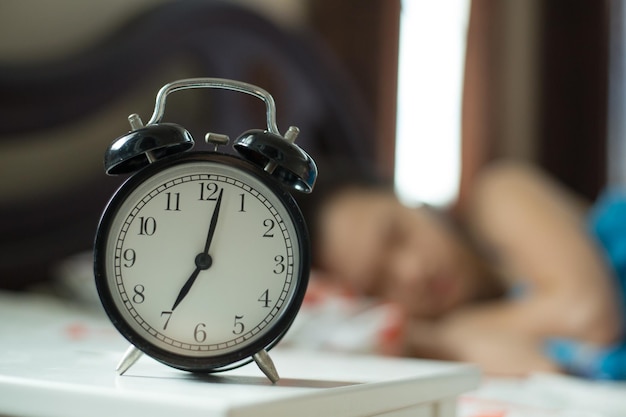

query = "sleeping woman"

[{"left": 299, "top": 160, "right": 626, "bottom": 379}]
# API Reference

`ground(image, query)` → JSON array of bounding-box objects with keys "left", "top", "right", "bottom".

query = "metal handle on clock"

[{"left": 147, "top": 78, "right": 282, "bottom": 136}]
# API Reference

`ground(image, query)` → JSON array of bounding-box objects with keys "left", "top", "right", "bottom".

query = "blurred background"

[{"left": 0, "top": 0, "right": 622, "bottom": 289}]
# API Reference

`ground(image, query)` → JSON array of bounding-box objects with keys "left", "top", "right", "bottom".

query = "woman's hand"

[{"left": 402, "top": 312, "right": 561, "bottom": 377}]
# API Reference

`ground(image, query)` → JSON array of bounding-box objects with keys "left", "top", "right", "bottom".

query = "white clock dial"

[{"left": 100, "top": 159, "right": 303, "bottom": 361}]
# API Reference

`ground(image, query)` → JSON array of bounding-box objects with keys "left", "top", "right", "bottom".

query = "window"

[{"left": 394, "top": 0, "right": 470, "bottom": 207}]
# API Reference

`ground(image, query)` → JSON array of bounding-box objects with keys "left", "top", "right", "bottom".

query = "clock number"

[
  {"left": 239, "top": 193, "right": 246, "bottom": 212},
  {"left": 258, "top": 289, "right": 272, "bottom": 308},
  {"left": 165, "top": 192, "right": 181, "bottom": 211},
  {"left": 138, "top": 217, "right": 157, "bottom": 236},
  {"left": 199, "top": 182, "right": 221, "bottom": 201},
  {"left": 123, "top": 248, "right": 136, "bottom": 267},
  {"left": 233, "top": 315, "right": 245, "bottom": 335},
  {"left": 263, "top": 219, "right": 275, "bottom": 237},
  {"left": 273, "top": 255, "right": 285, "bottom": 274},
  {"left": 161, "top": 311, "right": 173, "bottom": 330},
  {"left": 132, "top": 284, "right": 145, "bottom": 304},
  {"left": 194, "top": 323, "right": 207, "bottom": 342}
]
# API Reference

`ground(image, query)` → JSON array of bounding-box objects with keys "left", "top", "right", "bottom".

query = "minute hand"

[
  {"left": 203, "top": 188, "right": 223, "bottom": 255},
  {"left": 171, "top": 188, "right": 224, "bottom": 311}
]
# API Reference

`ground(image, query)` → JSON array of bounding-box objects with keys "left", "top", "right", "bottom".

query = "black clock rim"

[{"left": 93, "top": 151, "right": 311, "bottom": 372}]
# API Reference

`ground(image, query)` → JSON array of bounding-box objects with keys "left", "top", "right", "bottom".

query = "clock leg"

[
  {"left": 253, "top": 349, "right": 280, "bottom": 384},
  {"left": 116, "top": 345, "right": 143, "bottom": 375}
]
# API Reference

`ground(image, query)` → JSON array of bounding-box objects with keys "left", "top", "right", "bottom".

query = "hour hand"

[{"left": 171, "top": 267, "right": 201, "bottom": 311}]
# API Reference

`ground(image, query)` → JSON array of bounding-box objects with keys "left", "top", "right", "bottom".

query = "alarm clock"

[{"left": 93, "top": 78, "right": 317, "bottom": 383}]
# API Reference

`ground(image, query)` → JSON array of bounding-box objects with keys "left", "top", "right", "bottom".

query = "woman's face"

[{"left": 316, "top": 189, "right": 483, "bottom": 318}]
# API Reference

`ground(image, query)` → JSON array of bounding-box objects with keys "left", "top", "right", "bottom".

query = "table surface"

[{"left": 0, "top": 291, "right": 480, "bottom": 417}]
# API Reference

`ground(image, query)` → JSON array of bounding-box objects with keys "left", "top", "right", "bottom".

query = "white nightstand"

[{"left": 0, "top": 291, "right": 480, "bottom": 417}]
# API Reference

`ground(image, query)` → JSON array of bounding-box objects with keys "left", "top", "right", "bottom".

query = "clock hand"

[
  {"left": 203, "top": 188, "right": 223, "bottom": 255},
  {"left": 171, "top": 267, "right": 201, "bottom": 311},
  {"left": 171, "top": 188, "right": 223, "bottom": 311}
]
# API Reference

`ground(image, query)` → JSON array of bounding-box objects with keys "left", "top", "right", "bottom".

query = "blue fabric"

[{"left": 546, "top": 189, "right": 626, "bottom": 380}]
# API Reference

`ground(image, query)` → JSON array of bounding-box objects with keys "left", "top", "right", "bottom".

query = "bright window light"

[{"left": 394, "top": 0, "right": 470, "bottom": 207}]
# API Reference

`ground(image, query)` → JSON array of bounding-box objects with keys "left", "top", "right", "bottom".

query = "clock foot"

[
  {"left": 116, "top": 345, "right": 143, "bottom": 375},
  {"left": 253, "top": 349, "right": 280, "bottom": 384}
]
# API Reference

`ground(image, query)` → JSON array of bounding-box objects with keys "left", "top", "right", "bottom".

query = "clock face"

[{"left": 94, "top": 153, "right": 309, "bottom": 370}]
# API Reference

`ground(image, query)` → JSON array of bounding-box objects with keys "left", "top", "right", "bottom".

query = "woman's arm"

[
  {"left": 403, "top": 314, "right": 560, "bottom": 376},
  {"left": 463, "top": 161, "right": 622, "bottom": 344}
]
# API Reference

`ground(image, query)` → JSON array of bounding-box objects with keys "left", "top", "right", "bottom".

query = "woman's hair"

[{"left": 294, "top": 156, "right": 392, "bottom": 266}]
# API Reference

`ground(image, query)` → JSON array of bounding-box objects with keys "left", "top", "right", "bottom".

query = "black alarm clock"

[{"left": 93, "top": 78, "right": 317, "bottom": 383}]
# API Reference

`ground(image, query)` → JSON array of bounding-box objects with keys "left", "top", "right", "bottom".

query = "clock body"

[{"left": 94, "top": 151, "right": 310, "bottom": 372}]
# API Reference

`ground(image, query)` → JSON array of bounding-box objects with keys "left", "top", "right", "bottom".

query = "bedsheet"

[{"left": 282, "top": 278, "right": 626, "bottom": 416}]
